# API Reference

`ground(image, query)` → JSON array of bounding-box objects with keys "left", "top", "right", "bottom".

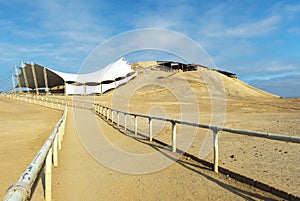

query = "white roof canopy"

[{"left": 16, "top": 57, "right": 136, "bottom": 95}]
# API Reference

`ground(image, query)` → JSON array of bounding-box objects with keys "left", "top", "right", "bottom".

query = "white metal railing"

[
  {"left": 2, "top": 96, "right": 67, "bottom": 201},
  {"left": 5, "top": 93, "right": 300, "bottom": 173},
  {"left": 4, "top": 94, "right": 93, "bottom": 111},
  {"left": 4, "top": 93, "right": 300, "bottom": 173},
  {"left": 3, "top": 93, "right": 300, "bottom": 200},
  {"left": 92, "top": 104, "right": 300, "bottom": 174}
]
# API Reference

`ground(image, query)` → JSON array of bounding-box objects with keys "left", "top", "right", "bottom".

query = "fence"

[
  {"left": 4, "top": 94, "right": 95, "bottom": 110},
  {"left": 4, "top": 94, "right": 300, "bottom": 171},
  {"left": 5, "top": 93, "right": 300, "bottom": 173},
  {"left": 2, "top": 95, "right": 67, "bottom": 201},
  {"left": 92, "top": 104, "right": 300, "bottom": 173},
  {"left": 3, "top": 93, "right": 300, "bottom": 200}
]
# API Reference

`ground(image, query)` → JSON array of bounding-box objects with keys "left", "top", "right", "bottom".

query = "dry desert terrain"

[{"left": 1, "top": 66, "right": 299, "bottom": 200}]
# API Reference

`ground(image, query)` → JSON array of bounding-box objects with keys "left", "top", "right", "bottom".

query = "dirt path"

[
  {"left": 0, "top": 97, "right": 62, "bottom": 199},
  {"left": 52, "top": 108, "right": 281, "bottom": 201}
]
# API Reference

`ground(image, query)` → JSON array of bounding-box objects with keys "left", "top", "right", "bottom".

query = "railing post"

[
  {"left": 45, "top": 148, "right": 52, "bottom": 201},
  {"left": 111, "top": 110, "right": 114, "bottom": 123},
  {"left": 107, "top": 108, "right": 109, "bottom": 120},
  {"left": 60, "top": 124, "right": 64, "bottom": 142},
  {"left": 134, "top": 115, "right": 138, "bottom": 136},
  {"left": 212, "top": 127, "right": 220, "bottom": 173},
  {"left": 62, "top": 115, "right": 66, "bottom": 137},
  {"left": 124, "top": 113, "right": 127, "bottom": 131},
  {"left": 172, "top": 121, "right": 177, "bottom": 152},
  {"left": 117, "top": 111, "right": 120, "bottom": 127},
  {"left": 58, "top": 126, "right": 62, "bottom": 150},
  {"left": 53, "top": 135, "right": 58, "bottom": 167},
  {"left": 149, "top": 117, "right": 153, "bottom": 141}
]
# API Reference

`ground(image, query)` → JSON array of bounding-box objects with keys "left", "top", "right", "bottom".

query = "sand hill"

[
  {"left": 130, "top": 61, "right": 278, "bottom": 98},
  {"left": 95, "top": 63, "right": 300, "bottom": 197}
]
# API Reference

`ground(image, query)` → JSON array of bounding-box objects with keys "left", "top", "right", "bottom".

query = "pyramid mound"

[{"left": 112, "top": 61, "right": 278, "bottom": 99}]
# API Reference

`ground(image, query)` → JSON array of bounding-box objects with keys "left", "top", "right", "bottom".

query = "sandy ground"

[
  {"left": 51, "top": 108, "right": 281, "bottom": 201},
  {"left": 1, "top": 67, "right": 299, "bottom": 200},
  {"left": 0, "top": 97, "right": 62, "bottom": 199}
]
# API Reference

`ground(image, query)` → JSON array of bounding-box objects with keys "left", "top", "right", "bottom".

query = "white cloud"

[
  {"left": 131, "top": 3, "right": 194, "bottom": 29},
  {"left": 288, "top": 27, "right": 300, "bottom": 34},
  {"left": 255, "top": 61, "right": 299, "bottom": 73},
  {"left": 0, "top": 0, "right": 112, "bottom": 74},
  {"left": 285, "top": 4, "right": 300, "bottom": 13},
  {"left": 203, "top": 15, "right": 280, "bottom": 38},
  {"left": 249, "top": 73, "right": 300, "bottom": 97},
  {"left": 239, "top": 60, "right": 300, "bottom": 84},
  {"left": 82, "top": 29, "right": 215, "bottom": 73}
]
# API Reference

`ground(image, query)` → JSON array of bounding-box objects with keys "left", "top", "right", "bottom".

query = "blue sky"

[{"left": 0, "top": 0, "right": 300, "bottom": 97}]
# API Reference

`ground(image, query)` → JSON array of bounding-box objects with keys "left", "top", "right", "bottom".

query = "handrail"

[
  {"left": 3, "top": 105, "right": 67, "bottom": 201},
  {"left": 4, "top": 94, "right": 300, "bottom": 172},
  {"left": 92, "top": 103, "right": 300, "bottom": 200},
  {"left": 5, "top": 93, "right": 300, "bottom": 143},
  {"left": 93, "top": 103, "right": 300, "bottom": 174},
  {"left": 3, "top": 93, "right": 300, "bottom": 200},
  {"left": 94, "top": 104, "right": 300, "bottom": 144}
]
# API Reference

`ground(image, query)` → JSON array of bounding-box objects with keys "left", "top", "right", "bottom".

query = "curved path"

[{"left": 52, "top": 108, "right": 280, "bottom": 201}]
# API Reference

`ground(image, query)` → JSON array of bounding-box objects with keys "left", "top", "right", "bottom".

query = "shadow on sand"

[{"left": 94, "top": 110, "right": 282, "bottom": 201}]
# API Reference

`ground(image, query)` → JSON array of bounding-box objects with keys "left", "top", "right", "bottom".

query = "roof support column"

[
  {"left": 43, "top": 67, "right": 49, "bottom": 94},
  {"left": 11, "top": 74, "right": 16, "bottom": 93},
  {"left": 14, "top": 66, "right": 21, "bottom": 93},
  {"left": 21, "top": 62, "right": 30, "bottom": 94},
  {"left": 100, "top": 83, "right": 102, "bottom": 95},
  {"left": 64, "top": 82, "right": 66, "bottom": 96},
  {"left": 31, "top": 62, "right": 39, "bottom": 95}
]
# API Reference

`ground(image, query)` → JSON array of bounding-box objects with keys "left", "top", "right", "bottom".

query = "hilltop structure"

[{"left": 132, "top": 61, "right": 237, "bottom": 78}]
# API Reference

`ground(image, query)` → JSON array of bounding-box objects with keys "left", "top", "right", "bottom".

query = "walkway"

[{"left": 52, "top": 108, "right": 280, "bottom": 201}]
